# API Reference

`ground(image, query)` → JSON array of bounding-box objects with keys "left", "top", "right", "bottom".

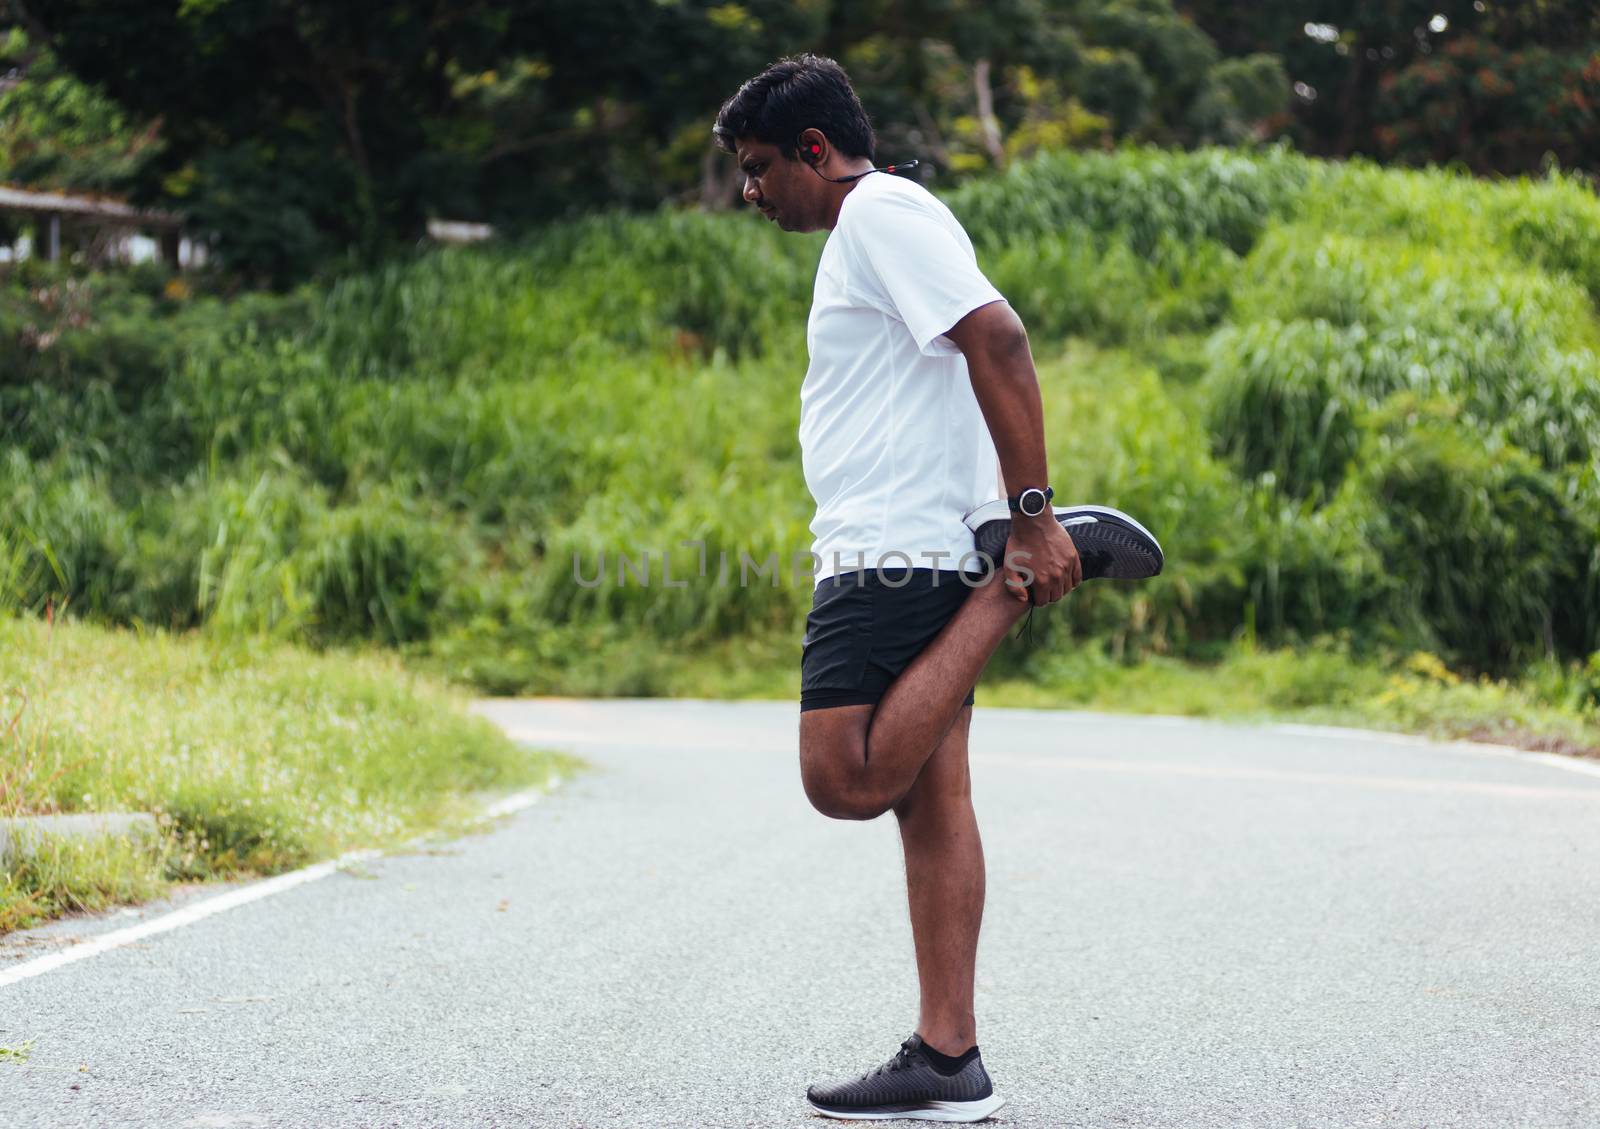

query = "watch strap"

[{"left": 1007, "top": 485, "right": 1054, "bottom": 514}]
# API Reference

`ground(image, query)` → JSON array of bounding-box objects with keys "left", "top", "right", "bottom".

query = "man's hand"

[
  {"left": 944, "top": 303, "right": 1076, "bottom": 605},
  {"left": 1003, "top": 513, "right": 1082, "bottom": 606}
]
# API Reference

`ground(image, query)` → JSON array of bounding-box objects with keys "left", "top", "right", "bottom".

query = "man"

[{"left": 712, "top": 54, "right": 1156, "bottom": 1123}]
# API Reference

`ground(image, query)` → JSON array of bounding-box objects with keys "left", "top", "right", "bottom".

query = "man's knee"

[
  {"left": 799, "top": 705, "right": 893, "bottom": 820},
  {"left": 800, "top": 756, "right": 894, "bottom": 821},
  {"left": 801, "top": 762, "right": 895, "bottom": 821}
]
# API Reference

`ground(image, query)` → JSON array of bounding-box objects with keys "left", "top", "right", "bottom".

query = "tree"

[
  {"left": 0, "top": 24, "right": 160, "bottom": 192},
  {"left": 15, "top": 0, "right": 830, "bottom": 282},
  {"left": 13, "top": 0, "right": 1286, "bottom": 281},
  {"left": 1180, "top": 0, "right": 1600, "bottom": 172}
]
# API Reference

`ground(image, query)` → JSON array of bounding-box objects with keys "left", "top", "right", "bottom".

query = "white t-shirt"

[{"left": 801, "top": 169, "right": 1005, "bottom": 584}]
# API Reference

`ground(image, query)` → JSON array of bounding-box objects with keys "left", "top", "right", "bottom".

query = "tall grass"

[
  {"left": 0, "top": 614, "right": 550, "bottom": 849},
  {"left": 987, "top": 226, "right": 1240, "bottom": 344},
  {"left": 947, "top": 144, "right": 1318, "bottom": 256},
  {"left": 308, "top": 209, "right": 818, "bottom": 381},
  {"left": 1358, "top": 401, "right": 1582, "bottom": 669},
  {"left": 0, "top": 611, "right": 568, "bottom": 931},
  {"left": 0, "top": 520, "right": 34, "bottom": 615},
  {"left": 1206, "top": 227, "right": 1600, "bottom": 490},
  {"left": 3, "top": 145, "right": 1599, "bottom": 678}
]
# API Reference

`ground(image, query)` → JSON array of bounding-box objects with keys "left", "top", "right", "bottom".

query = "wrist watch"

[{"left": 1007, "top": 485, "right": 1054, "bottom": 517}]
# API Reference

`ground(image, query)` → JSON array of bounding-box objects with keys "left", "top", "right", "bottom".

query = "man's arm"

[{"left": 944, "top": 301, "right": 1082, "bottom": 605}]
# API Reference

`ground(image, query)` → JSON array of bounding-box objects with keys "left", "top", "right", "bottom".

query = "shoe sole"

[
  {"left": 962, "top": 500, "right": 1163, "bottom": 581},
  {"left": 807, "top": 1094, "right": 1008, "bottom": 1122}
]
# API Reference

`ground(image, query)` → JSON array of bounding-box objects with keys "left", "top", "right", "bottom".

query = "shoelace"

[
  {"left": 1013, "top": 594, "right": 1038, "bottom": 646},
  {"left": 870, "top": 1039, "right": 921, "bottom": 1078},
  {"left": 988, "top": 566, "right": 1039, "bottom": 648}
]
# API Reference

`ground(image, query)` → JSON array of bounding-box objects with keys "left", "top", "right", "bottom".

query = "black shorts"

[{"left": 800, "top": 567, "right": 985, "bottom": 713}]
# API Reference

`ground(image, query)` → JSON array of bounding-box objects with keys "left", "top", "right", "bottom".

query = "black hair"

[{"left": 712, "top": 53, "right": 876, "bottom": 163}]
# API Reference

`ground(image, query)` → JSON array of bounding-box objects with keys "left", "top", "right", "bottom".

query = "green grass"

[
  {"left": 0, "top": 611, "right": 575, "bottom": 933},
  {"left": 6, "top": 144, "right": 1595, "bottom": 675},
  {"left": 4, "top": 143, "right": 1600, "bottom": 782},
  {"left": 645, "top": 632, "right": 1600, "bottom": 758},
  {"left": 984, "top": 644, "right": 1600, "bottom": 756},
  {"left": 0, "top": 833, "right": 167, "bottom": 935}
]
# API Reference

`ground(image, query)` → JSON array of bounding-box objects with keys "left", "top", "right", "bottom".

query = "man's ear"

[{"left": 798, "top": 128, "right": 827, "bottom": 165}]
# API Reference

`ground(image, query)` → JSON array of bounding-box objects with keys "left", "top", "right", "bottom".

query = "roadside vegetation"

[
  {"left": 660, "top": 633, "right": 1600, "bottom": 756},
  {"left": 0, "top": 609, "right": 571, "bottom": 934},
  {"left": 4, "top": 146, "right": 1600, "bottom": 918}
]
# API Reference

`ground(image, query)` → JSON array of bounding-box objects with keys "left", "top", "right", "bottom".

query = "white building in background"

[
  {"left": 0, "top": 184, "right": 205, "bottom": 267},
  {"left": 425, "top": 218, "right": 494, "bottom": 244}
]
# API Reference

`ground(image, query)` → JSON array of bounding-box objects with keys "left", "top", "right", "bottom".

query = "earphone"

[{"left": 799, "top": 136, "right": 919, "bottom": 183}]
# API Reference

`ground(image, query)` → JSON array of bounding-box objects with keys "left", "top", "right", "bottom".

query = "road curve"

[{"left": 3, "top": 699, "right": 1599, "bottom": 1128}]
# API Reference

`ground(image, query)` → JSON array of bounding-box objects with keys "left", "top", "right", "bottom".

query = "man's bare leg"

[
  {"left": 798, "top": 575, "right": 1026, "bottom": 821},
  {"left": 863, "top": 576, "right": 1026, "bottom": 801},
  {"left": 893, "top": 704, "right": 984, "bottom": 1055}
]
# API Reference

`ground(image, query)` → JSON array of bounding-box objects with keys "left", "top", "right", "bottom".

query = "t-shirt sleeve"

[{"left": 848, "top": 191, "right": 1006, "bottom": 357}]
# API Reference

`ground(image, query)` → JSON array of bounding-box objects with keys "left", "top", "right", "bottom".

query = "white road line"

[
  {"left": 0, "top": 848, "right": 382, "bottom": 989},
  {"left": 0, "top": 780, "right": 560, "bottom": 990},
  {"left": 1516, "top": 750, "right": 1600, "bottom": 780},
  {"left": 482, "top": 785, "right": 555, "bottom": 819}
]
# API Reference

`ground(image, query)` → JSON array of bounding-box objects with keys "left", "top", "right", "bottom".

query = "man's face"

[{"left": 735, "top": 137, "right": 822, "bottom": 233}]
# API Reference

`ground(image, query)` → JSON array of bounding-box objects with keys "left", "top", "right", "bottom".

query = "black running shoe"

[
  {"left": 962, "top": 499, "right": 1164, "bottom": 582},
  {"left": 806, "top": 1034, "right": 1006, "bottom": 1122}
]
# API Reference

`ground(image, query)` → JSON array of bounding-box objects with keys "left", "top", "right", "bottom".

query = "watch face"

[{"left": 1020, "top": 488, "right": 1046, "bottom": 516}]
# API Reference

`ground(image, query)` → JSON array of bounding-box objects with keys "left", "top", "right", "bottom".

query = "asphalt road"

[{"left": 3, "top": 699, "right": 1599, "bottom": 1128}]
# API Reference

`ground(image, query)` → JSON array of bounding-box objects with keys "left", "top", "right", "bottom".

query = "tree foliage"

[
  {"left": 10, "top": 1, "right": 1594, "bottom": 281},
  {"left": 0, "top": 26, "right": 159, "bottom": 192},
  {"left": 1183, "top": 0, "right": 1600, "bottom": 172}
]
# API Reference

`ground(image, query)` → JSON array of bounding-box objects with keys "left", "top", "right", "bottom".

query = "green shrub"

[
  {"left": 1205, "top": 226, "right": 1600, "bottom": 489},
  {"left": 158, "top": 329, "right": 343, "bottom": 483},
  {"left": 1358, "top": 402, "right": 1581, "bottom": 670},
  {"left": 0, "top": 453, "right": 137, "bottom": 618},
  {"left": 1301, "top": 159, "right": 1600, "bottom": 306},
  {"left": 309, "top": 208, "right": 818, "bottom": 380},
  {"left": 1230, "top": 481, "right": 1395, "bottom": 648},
  {"left": 1201, "top": 319, "right": 1368, "bottom": 500},
  {"left": 4, "top": 145, "right": 1600, "bottom": 688},
  {"left": 1294, "top": 160, "right": 1495, "bottom": 251},
  {"left": 0, "top": 263, "right": 269, "bottom": 411},
  {"left": 1557, "top": 462, "right": 1600, "bottom": 658},
  {"left": 292, "top": 488, "right": 457, "bottom": 646},
  {"left": 989, "top": 225, "right": 1238, "bottom": 345},
  {"left": 949, "top": 143, "right": 1316, "bottom": 256},
  {"left": 0, "top": 374, "right": 132, "bottom": 470},
  {"left": 1488, "top": 174, "right": 1600, "bottom": 305},
  {"left": 524, "top": 352, "right": 814, "bottom": 648},
  {"left": 1232, "top": 226, "right": 1598, "bottom": 350},
  {"left": 327, "top": 377, "right": 580, "bottom": 530},
  {"left": 0, "top": 520, "right": 30, "bottom": 614},
  {"left": 127, "top": 461, "right": 328, "bottom": 638}
]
